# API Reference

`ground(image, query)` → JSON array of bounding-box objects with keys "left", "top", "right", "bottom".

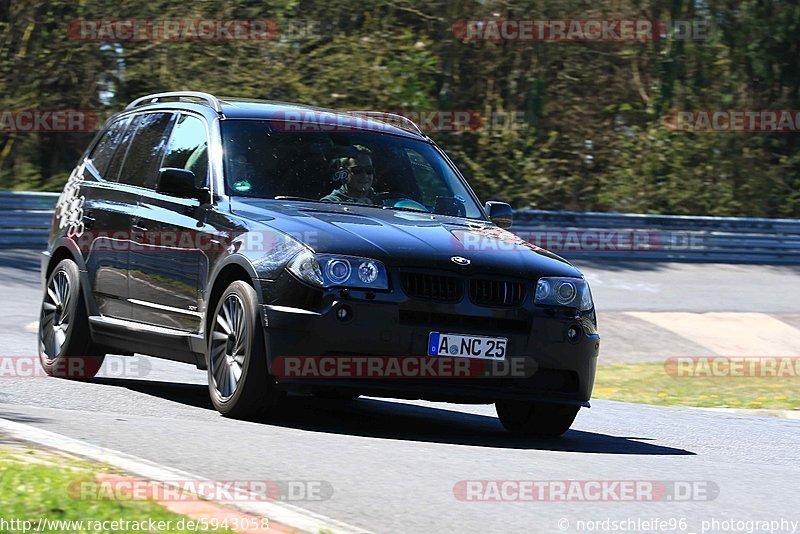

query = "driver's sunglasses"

[{"left": 349, "top": 165, "right": 374, "bottom": 175}]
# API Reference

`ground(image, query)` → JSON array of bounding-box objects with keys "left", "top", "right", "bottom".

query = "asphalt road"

[
  {"left": 578, "top": 260, "right": 800, "bottom": 313},
  {"left": 2, "top": 249, "right": 799, "bottom": 533}
]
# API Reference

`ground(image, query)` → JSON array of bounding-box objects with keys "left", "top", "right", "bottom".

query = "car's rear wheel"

[
  {"left": 207, "top": 281, "right": 281, "bottom": 418},
  {"left": 38, "top": 259, "right": 105, "bottom": 379},
  {"left": 495, "top": 401, "right": 579, "bottom": 437}
]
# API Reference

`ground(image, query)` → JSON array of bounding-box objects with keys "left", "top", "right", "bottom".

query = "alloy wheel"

[
  {"left": 209, "top": 294, "right": 247, "bottom": 400},
  {"left": 40, "top": 269, "right": 72, "bottom": 359}
]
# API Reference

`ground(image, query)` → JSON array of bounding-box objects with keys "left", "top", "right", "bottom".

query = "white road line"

[{"left": 0, "top": 417, "right": 371, "bottom": 534}]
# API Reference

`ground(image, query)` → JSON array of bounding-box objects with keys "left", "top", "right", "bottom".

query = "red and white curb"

[{"left": 0, "top": 417, "right": 371, "bottom": 534}]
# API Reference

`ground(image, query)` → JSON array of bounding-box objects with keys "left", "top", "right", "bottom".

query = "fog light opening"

[
  {"left": 567, "top": 325, "right": 581, "bottom": 342},
  {"left": 336, "top": 304, "right": 353, "bottom": 322}
]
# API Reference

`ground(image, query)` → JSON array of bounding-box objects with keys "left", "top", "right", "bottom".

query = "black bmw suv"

[{"left": 39, "top": 91, "right": 599, "bottom": 436}]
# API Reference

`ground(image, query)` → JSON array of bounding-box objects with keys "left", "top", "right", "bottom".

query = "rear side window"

[
  {"left": 88, "top": 117, "right": 131, "bottom": 178},
  {"left": 162, "top": 114, "right": 209, "bottom": 188},
  {"left": 117, "top": 113, "right": 175, "bottom": 189},
  {"left": 105, "top": 116, "right": 139, "bottom": 183}
]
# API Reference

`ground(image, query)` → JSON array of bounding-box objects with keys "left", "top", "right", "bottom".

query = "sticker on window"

[{"left": 233, "top": 180, "right": 252, "bottom": 192}]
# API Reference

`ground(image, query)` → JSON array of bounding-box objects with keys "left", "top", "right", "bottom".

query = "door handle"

[
  {"left": 131, "top": 216, "right": 147, "bottom": 232},
  {"left": 83, "top": 210, "right": 96, "bottom": 229},
  {"left": 131, "top": 222, "right": 149, "bottom": 243}
]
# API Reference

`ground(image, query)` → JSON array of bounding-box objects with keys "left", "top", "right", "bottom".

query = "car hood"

[{"left": 231, "top": 199, "right": 581, "bottom": 278}]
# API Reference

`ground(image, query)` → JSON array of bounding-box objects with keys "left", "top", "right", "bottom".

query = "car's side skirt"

[{"left": 88, "top": 316, "right": 206, "bottom": 368}]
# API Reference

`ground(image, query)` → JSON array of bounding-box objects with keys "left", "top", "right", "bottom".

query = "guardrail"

[
  {"left": 1, "top": 190, "right": 798, "bottom": 263},
  {"left": 510, "top": 209, "right": 800, "bottom": 263},
  {"left": 0, "top": 191, "right": 58, "bottom": 248}
]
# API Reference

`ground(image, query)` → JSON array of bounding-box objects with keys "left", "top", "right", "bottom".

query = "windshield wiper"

[
  {"left": 344, "top": 201, "right": 429, "bottom": 214},
  {"left": 273, "top": 196, "right": 328, "bottom": 203},
  {"left": 381, "top": 204, "right": 432, "bottom": 215},
  {"left": 273, "top": 198, "right": 433, "bottom": 215}
]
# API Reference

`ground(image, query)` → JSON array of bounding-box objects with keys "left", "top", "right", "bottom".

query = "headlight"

[
  {"left": 326, "top": 259, "right": 351, "bottom": 284},
  {"left": 358, "top": 260, "right": 380, "bottom": 284},
  {"left": 535, "top": 277, "right": 593, "bottom": 311},
  {"left": 287, "top": 251, "right": 388, "bottom": 290},
  {"left": 286, "top": 249, "right": 323, "bottom": 286}
]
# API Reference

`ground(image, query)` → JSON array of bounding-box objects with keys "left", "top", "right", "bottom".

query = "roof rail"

[
  {"left": 347, "top": 111, "right": 425, "bottom": 136},
  {"left": 125, "top": 91, "right": 224, "bottom": 114}
]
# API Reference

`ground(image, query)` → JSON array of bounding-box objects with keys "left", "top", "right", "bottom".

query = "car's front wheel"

[
  {"left": 207, "top": 281, "right": 281, "bottom": 418},
  {"left": 38, "top": 259, "right": 105, "bottom": 379},
  {"left": 495, "top": 401, "right": 579, "bottom": 437}
]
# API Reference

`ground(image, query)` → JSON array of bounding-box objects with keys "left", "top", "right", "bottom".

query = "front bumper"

[{"left": 260, "top": 275, "right": 599, "bottom": 405}]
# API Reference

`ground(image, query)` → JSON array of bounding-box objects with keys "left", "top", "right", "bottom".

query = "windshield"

[{"left": 220, "top": 120, "right": 484, "bottom": 219}]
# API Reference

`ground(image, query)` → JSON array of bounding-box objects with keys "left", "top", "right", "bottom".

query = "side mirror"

[
  {"left": 157, "top": 168, "right": 209, "bottom": 203},
  {"left": 485, "top": 201, "right": 513, "bottom": 229}
]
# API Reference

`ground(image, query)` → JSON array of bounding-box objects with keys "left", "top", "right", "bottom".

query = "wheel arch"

[
  {"left": 45, "top": 238, "right": 86, "bottom": 277},
  {"left": 205, "top": 255, "right": 263, "bottom": 339},
  {"left": 44, "top": 240, "right": 97, "bottom": 316}
]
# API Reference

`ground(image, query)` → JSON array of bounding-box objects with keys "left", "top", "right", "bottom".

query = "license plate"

[{"left": 427, "top": 332, "right": 507, "bottom": 360}]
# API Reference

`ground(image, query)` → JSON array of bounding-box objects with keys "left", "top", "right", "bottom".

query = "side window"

[
  {"left": 87, "top": 117, "right": 131, "bottom": 179},
  {"left": 162, "top": 114, "right": 209, "bottom": 188},
  {"left": 117, "top": 113, "right": 175, "bottom": 189},
  {"left": 105, "top": 116, "right": 139, "bottom": 183}
]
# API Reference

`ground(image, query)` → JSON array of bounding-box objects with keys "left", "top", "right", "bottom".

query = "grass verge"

[
  {"left": 0, "top": 442, "right": 228, "bottom": 533},
  {"left": 593, "top": 362, "right": 800, "bottom": 411}
]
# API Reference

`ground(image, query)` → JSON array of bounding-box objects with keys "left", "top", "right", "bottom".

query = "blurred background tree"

[{"left": 0, "top": 0, "right": 798, "bottom": 217}]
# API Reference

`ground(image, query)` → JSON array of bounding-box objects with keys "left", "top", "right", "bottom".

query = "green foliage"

[
  {"left": 594, "top": 362, "right": 800, "bottom": 411},
  {"left": 597, "top": 128, "right": 800, "bottom": 217},
  {"left": 0, "top": 447, "right": 230, "bottom": 532},
  {"left": 1, "top": 0, "right": 799, "bottom": 217}
]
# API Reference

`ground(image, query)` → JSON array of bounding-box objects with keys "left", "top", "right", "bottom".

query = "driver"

[{"left": 321, "top": 145, "right": 377, "bottom": 204}]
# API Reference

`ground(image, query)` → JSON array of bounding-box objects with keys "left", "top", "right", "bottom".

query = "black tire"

[
  {"left": 207, "top": 281, "right": 281, "bottom": 418},
  {"left": 38, "top": 259, "right": 105, "bottom": 379},
  {"left": 495, "top": 401, "right": 579, "bottom": 437}
]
